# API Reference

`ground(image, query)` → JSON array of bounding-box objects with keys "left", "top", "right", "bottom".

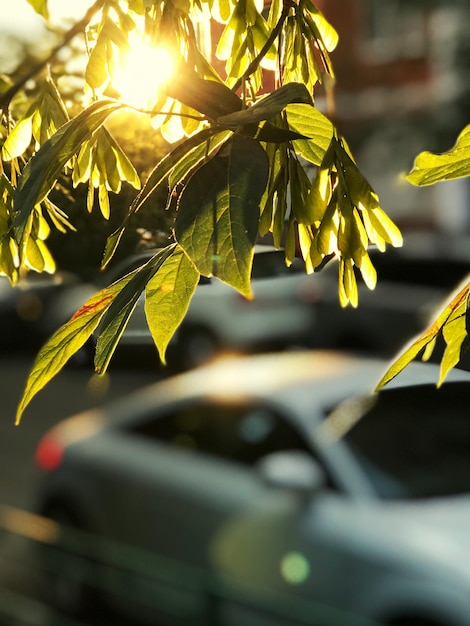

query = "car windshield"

[
  {"left": 340, "top": 383, "right": 470, "bottom": 500},
  {"left": 252, "top": 251, "right": 304, "bottom": 279}
]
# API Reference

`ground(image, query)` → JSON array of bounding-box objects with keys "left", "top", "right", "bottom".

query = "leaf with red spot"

[{"left": 15, "top": 274, "right": 133, "bottom": 424}]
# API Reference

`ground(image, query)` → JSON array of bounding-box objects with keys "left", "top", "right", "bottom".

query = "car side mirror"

[{"left": 257, "top": 450, "right": 325, "bottom": 495}]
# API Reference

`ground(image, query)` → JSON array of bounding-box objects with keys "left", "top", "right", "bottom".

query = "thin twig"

[{"left": 0, "top": 0, "right": 106, "bottom": 110}]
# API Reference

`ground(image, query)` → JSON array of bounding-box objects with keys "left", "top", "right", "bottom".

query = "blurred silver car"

[
  {"left": 34, "top": 350, "right": 470, "bottom": 625},
  {"left": 99, "top": 245, "right": 320, "bottom": 368},
  {"left": 0, "top": 271, "right": 93, "bottom": 351}
]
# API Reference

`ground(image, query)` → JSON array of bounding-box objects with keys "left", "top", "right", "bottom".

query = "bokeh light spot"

[{"left": 280, "top": 551, "right": 310, "bottom": 585}]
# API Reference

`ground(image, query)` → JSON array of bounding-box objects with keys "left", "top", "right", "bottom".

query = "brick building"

[{"left": 315, "top": 0, "right": 470, "bottom": 232}]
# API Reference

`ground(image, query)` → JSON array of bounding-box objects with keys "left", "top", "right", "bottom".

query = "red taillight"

[
  {"left": 297, "top": 281, "right": 323, "bottom": 304},
  {"left": 35, "top": 435, "right": 64, "bottom": 472}
]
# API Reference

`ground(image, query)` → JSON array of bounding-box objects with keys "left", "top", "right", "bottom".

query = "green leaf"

[
  {"left": 95, "top": 246, "right": 176, "bottom": 373},
  {"left": 259, "top": 142, "right": 287, "bottom": 236},
  {"left": 112, "top": 135, "right": 141, "bottom": 189},
  {"left": 304, "top": 1, "right": 339, "bottom": 52},
  {"left": 216, "top": 2, "right": 250, "bottom": 62},
  {"left": 15, "top": 287, "right": 120, "bottom": 424},
  {"left": 101, "top": 128, "right": 232, "bottom": 269},
  {"left": 168, "top": 130, "right": 233, "bottom": 192},
  {"left": 361, "top": 205, "right": 403, "bottom": 251},
  {"left": 145, "top": 246, "right": 199, "bottom": 362},
  {"left": 304, "top": 164, "right": 332, "bottom": 226},
  {"left": 376, "top": 282, "right": 470, "bottom": 390},
  {"left": 167, "top": 72, "right": 243, "bottom": 120},
  {"left": 42, "top": 198, "right": 76, "bottom": 234},
  {"left": 0, "top": 236, "right": 18, "bottom": 284},
  {"left": 439, "top": 297, "right": 468, "bottom": 386},
  {"left": 131, "top": 127, "right": 228, "bottom": 214},
  {"left": 73, "top": 125, "right": 139, "bottom": 221},
  {"left": 374, "top": 334, "right": 433, "bottom": 391},
  {"left": 32, "top": 78, "right": 69, "bottom": 146},
  {"left": 85, "top": 37, "right": 110, "bottom": 90},
  {"left": 286, "top": 103, "right": 334, "bottom": 166},
  {"left": 288, "top": 156, "right": 312, "bottom": 224},
  {"left": 25, "top": 234, "right": 53, "bottom": 272},
  {"left": 101, "top": 229, "right": 125, "bottom": 269},
  {"left": 1, "top": 116, "right": 33, "bottom": 161},
  {"left": 175, "top": 135, "right": 269, "bottom": 296},
  {"left": 406, "top": 124, "right": 470, "bottom": 186},
  {"left": 217, "top": 83, "right": 313, "bottom": 128},
  {"left": 25, "top": 0, "right": 48, "bottom": 19},
  {"left": 98, "top": 183, "right": 110, "bottom": 219},
  {"left": 14, "top": 99, "right": 125, "bottom": 245},
  {"left": 255, "top": 122, "right": 307, "bottom": 143},
  {"left": 84, "top": 16, "right": 128, "bottom": 92}
]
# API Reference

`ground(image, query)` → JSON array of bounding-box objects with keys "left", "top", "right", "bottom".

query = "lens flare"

[
  {"left": 113, "top": 37, "right": 174, "bottom": 109},
  {"left": 280, "top": 551, "right": 310, "bottom": 585}
]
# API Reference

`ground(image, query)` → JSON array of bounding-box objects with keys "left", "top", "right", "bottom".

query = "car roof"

[
  {"left": 101, "top": 350, "right": 470, "bottom": 429},
  {"left": 105, "top": 351, "right": 380, "bottom": 417},
  {"left": 94, "top": 350, "right": 444, "bottom": 423}
]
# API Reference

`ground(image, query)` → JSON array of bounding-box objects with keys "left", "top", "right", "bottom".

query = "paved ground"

[{"left": 0, "top": 351, "right": 163, "bottom": 625}]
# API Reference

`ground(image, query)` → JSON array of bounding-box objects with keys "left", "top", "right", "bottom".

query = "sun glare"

[{"left": 113, "top": 37, "right": 174, "bottom": 110}]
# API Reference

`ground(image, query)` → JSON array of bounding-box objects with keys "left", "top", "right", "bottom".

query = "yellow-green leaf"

[
  {"left": 25, "top": 0, "right": 48, "bottom": 19},
  {"left": 438, "top": 296, "right": 468, "bottom": 386},
  {"left": 85, "top": 37, "right": 110, "bottom": 90},
  {"left": 14, "top": 99, "right": 125, "bottom": 245},
  {"left": 15, "top": 287, "right": 119, "bottom": 424},
  {"left": 305, "top": 3, "right": 339, "bottom": 52},
  {"left": 218, "top": 83, "right": 313, "bottom": 129},
  {"left": 145, "top": 246, "right": 199, "bottom": 362},
  {"left": 98, "top": 183, "right": 110, "bottom": 219},
  {"left": 376, "top": 282, "right": 470, "bottom": 389},
  {"left": 95, "top": 246, "right": 176, "bottom": 374},
  {"left": 406, "top": 124, "right": 470, "bottom": 186},
  {"left": 356, "top": 251, "right": 377, "bottom": 290},
  {"left": 375, "top": 334, "right": 434, "bottom": 391},
  {"left": 1, "top": 116, "right": 33, "bottom": 161},
  {"left": 288, "top": 104, "right": 334, "bottom": 166}
]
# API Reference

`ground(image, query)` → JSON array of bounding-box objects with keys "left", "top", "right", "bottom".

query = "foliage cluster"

[{"left": 0, "top": 0, "right": 469, "bottom": 422}]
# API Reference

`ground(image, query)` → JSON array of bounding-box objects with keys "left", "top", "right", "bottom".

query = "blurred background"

[{"left": 319, "top": 0, "right": 470, "bottom": 236}]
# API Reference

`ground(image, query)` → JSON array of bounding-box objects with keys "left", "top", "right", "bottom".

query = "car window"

[
  {"left": 252, "top": 251, "right": 304, "bottom": 279},
  {"left": 343, "top": 383, "right": 470, "bottom": 499},
  {"left": 372, "top": 253, "right": 470, "bottom": 289},
  {"left": 126, "top": 402, "right": 310, "bottom": 466}
]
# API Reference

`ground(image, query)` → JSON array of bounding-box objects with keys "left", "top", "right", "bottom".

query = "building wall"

[{"left": 316, "top": 0, "right": 433, "bottom": 124}]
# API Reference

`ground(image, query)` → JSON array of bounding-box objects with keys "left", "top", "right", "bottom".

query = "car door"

[{"left": 102, "top": 398, "right": 315, "bottom": 623}]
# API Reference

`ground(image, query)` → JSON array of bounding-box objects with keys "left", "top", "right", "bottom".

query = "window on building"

[{"left": 362, "top": 0, "right": 427, "bottom": 62}]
